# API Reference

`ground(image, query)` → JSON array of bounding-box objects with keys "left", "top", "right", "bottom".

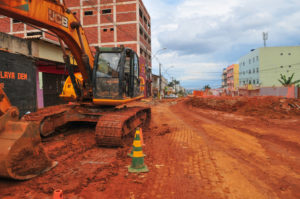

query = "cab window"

[{"left": 96, "top": 53, "right": 121, "bottom": 78}]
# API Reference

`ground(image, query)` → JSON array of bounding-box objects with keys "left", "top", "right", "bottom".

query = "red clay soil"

[
  {"left": 0, "top": 98, "right": 300, "bottom": 199},
  {"left": 186, "top": 96, "right": 300, "bottom": 119}
]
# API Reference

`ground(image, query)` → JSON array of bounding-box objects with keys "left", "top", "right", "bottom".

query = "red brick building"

[{"left": 0, "top": 0, "right": 152, "bottom": 97}]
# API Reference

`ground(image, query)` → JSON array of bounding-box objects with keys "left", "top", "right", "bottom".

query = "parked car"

[{"left": 164, "top": 94, "right": 178, "bottom": 99}]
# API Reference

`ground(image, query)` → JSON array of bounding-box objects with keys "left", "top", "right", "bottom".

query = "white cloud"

[{"left": 143, "top": 0, "right": 300, "bottom": 89}]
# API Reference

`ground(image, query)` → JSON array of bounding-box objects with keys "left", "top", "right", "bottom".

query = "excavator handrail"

[{"left": 0, "top": 0, "right": 94, "bottom": 87}]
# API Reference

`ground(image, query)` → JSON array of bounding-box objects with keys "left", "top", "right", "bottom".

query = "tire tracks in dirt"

[
  {"left": 143, "top": 103, "right": 230, "bottom": 199},
  {"left": 170, "top": 100, "right": 300, "bottom": 199}
]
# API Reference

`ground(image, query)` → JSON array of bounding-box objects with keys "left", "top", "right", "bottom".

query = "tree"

[
  {"left": 174, "top": 80, "right": 180, "bottom": 85},
  {"left": 168, "top": 82, "right": 174, "bottom": 87},
  {"left": 278, "top": 73, "right": 300, "bottom": 86},
  {"left": 203, "top": 84, "right": 211, "bottom": 90}
]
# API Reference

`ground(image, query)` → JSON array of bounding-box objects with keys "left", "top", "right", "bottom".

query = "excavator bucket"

[{"left": 0, "top": 107, "right": 57, "bottom": 180}]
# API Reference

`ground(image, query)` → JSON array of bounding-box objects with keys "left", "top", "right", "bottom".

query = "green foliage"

[
  {"left": 178, "top": 90, "right": 185, "bottom": 97},
  {"left": 168, "top": 82, "right": 174, "bottom": 87},
  {"left": 203, "top": 84, "right": 211, "bottom": 90},
  {"left": 278, "top": 73, "right": 300, "bottom": 86},
  {"left": 168, "top": 79, "right": 180, "bottom": 87}
]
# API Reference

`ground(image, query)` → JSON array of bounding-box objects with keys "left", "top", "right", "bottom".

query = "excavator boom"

[{"left": 0, "top": 0, "right": 94, "bottom": 94}]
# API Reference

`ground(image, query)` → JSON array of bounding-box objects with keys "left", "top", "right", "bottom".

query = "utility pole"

[
  {"left": 172, "top": 76, "right": 174, "bottom": 94},
  {"left": 159, "top": 63, "right": 162, "bottom": 99},
  {"left": 263, "top": 32, "right": 268, "bottom": 47}
]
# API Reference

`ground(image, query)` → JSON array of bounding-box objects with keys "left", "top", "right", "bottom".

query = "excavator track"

[{"left": 95, "top": 106, "right": 151, "bottom": 147}]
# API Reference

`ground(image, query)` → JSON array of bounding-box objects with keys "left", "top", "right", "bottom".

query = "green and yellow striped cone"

[
  {"left": 128, "top": 128, "right": 145, "bottom": 158},
  {"left": 128, "top": 128, "right": 149, "bottom": 173}
]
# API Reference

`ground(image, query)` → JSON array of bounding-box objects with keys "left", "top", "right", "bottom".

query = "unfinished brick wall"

[{"left": 0, "top": 0, "right": 151, "bottom": 69}]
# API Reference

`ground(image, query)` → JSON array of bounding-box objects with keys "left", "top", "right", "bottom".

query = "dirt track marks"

[{"left": 146, "top": 104, "right": 230, "bottom": 199}]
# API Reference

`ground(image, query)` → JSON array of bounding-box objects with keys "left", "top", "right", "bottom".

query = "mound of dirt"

[{"left": 186, "top": 96, "right": 300, "bottom": 118}]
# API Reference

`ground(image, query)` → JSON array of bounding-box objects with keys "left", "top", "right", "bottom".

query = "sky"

[{"left": 143, "top": 0, "right": 300, "bottom": 90}]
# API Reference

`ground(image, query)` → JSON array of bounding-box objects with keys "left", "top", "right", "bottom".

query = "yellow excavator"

[{"left": 0, "top": 0, "right": 150, "bottom": 180}]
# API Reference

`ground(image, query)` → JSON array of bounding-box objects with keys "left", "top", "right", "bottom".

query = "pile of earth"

[{"left": 186, "top": 96, "right": 300, "bottom": 118}]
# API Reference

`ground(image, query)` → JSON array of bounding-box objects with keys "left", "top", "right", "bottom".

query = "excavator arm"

[{"left": 0, "top": 0, "right": 94, "bottom": 99}]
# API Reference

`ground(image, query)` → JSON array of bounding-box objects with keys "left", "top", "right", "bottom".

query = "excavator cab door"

[
  {"left": 124, "top": 49, "right": 140, "bottom": 98},
  {"left": 93, "top": 51, "right": 122, "bottom": 100}
]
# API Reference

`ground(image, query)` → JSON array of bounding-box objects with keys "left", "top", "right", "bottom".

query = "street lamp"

[
  {"left": 164, "top": 65, "right": 174, "bottom": 77},
  {"left": 151, "top": 48, "right": 167, "bottom": 99},
  {"left": 152, "top": 48, "right": 167, "bottom": 61}
]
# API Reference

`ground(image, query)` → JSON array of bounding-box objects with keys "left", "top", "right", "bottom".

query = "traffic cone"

[
  {"left": 128, "top": 128, "right": 149, "bottom": 173},
  {"left": 128, "top": 128, "right": 145, "bottom": 158},
  {"left": 127, "top": 128, "right": 146, "bottom": 158},
  {"left": 53, "top": 189, "right": 63, "bottom": 199},
  {"left": 140, "top": 127, "right": 145, "bottom": 146}
]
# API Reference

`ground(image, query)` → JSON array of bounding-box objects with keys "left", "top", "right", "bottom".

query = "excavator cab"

[
  {"left": 92, "top": 47, "right": 142, "bottom": 105},
  {"left": 60, "top": 47, "right": 144, "bottom": 106}
]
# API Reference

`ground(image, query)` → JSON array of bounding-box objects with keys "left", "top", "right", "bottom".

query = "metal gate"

[{"left": 43, "top": 73, "right": 67, "bottom": 107}]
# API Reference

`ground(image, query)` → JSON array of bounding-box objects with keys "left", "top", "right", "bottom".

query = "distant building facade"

[
  {"left": 151, "top": 74, "right": 168, "bottom": 98},
  {"left": 222, "top": 68, "right": 227, "bottom": 88},
  {"left": 238, "top": 46, "right": 300, "bottom": 88},
  {"left": 233, "top": 64, "right": 239, "bottom": 90},
  {"left": 226, "top": 64, "right": 239, "bottom": 91},
  {"left": 238, "top": 49, "right": 260, "bottom": 88},
  {"left": 222, "top": 64, "right": 239, "bottom": 95}
]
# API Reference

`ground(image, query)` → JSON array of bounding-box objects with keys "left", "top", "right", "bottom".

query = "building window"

[
  {"left": 249, "top": 69, "right": 251, "bottom": 74},
  {"left": 243, "top": 71, "right": 245, "bottom": 75},
  {"left": 27, "top": 31, "right": 43, "bottom": 37},
  {"left": 253, "top": 57, "right": 255, "bottom": 62},
  {"left": 256, "top": 68, "right": 259, "bottom": 72},
  {"left": 243, "top": 62, "right": 245, "bottom": 66},
  {"left": 139, "top": 9, "right": 143, "bottom": 18},
  {"left": 288, "top": 53, "right": 291, "bottom": 55},
  {"left": 73, "top": 12, "right": 77, "bottom": 15},
  {"left": 13, "top": 19, "right": 21, "bottom": 23},
  {"left": 253, "top": 68, "right": 255, "bottom": 73},
  {"left": 280, "top": 53, "right": 283, "bottom": 56},
  {"left": 257, "top": 79, "right": 259, "bottom": 84},
  {"left": 103, "top": 28, "right": 107, "bottom": 32},
  {"left": 249, "top": 59, "right": 251, "bottom": 64},
  {"left": 249, "top": 80, "right": 251, "bottom": 84},
  {"left": 110, "top": 28, "right": 114, "bottom": 31},
  {"left": 289, "top": 65, "right": 291, "bottom": 68},
  {"left": 139, "top": 27, "right": 143, "bottom": 36},
  {"left": 84, "top": 11, "right": 93, "bottom": 16},
  {"left": 102, "top": 9, "right": 111, "bottom": 14},
  {"left": 280, "top": 65, "right": 283, "bottom": 68},
  {"left": 256, "top": 56, "right": 259, "bottom": 61},
  {"left": 253, "top": 80, "right": 255, "bottom": 84}
]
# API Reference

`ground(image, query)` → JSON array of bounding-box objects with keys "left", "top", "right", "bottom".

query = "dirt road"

[{"left": 0, "top": 98, "right": 299, "bottom": 198}]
